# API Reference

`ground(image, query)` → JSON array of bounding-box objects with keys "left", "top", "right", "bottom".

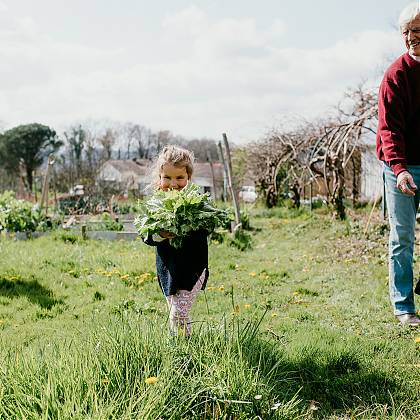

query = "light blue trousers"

[{"left": 383, "top": 164, "right": 420, "bottom": 315}]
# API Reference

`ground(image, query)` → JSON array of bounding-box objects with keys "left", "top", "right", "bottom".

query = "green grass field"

[{"left": 0, "top": 207, "right": 419, "bottom": 419}]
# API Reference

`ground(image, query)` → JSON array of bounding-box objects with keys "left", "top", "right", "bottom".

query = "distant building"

[
  {"left": 360, "top": 143, "right": 383, "bottom": 202},
  {"left": 97, "top": 159, "right": 150, "bottom": 195},
  {"left": 97, "top": 159, "right": 225, "bottom": 199},
  {"left": 192, "top": 162, "right": 224, "bottom": 199}
]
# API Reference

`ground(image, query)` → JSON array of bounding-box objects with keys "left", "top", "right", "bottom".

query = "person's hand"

[
  {"left": 396, "top": 171, "right": 417, "bottom": 196},
  {"left": 160, "top": 231, "right": 176, "bottom": 239}
]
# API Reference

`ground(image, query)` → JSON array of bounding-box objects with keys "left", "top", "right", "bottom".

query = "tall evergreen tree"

[{"left": 0, "top": 123, "right": 62, "bottom": 191}]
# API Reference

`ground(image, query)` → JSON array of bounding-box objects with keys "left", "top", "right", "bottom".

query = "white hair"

[{"left": 399, "top": 2, "right": 420, "bottom": 29}]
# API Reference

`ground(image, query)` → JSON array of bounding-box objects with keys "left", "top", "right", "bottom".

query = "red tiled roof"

[
  {"left": 102, "top": 159, "right": 224, "bottom": 182},
  {"left": 104, "top": 159, "right": 149, "bottom": 175}
]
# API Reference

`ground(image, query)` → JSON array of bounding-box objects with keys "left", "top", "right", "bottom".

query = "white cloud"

[
  {"left": 162, "top": 5, "right": 208, "bottom": 36},
  {"left": 0, "top": 6, "right": 405, "bottom": 143}
]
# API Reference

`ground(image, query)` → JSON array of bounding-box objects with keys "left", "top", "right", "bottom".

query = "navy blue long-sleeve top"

[{"left": 144, "top": 230, "right": 209, "bottom": 296}]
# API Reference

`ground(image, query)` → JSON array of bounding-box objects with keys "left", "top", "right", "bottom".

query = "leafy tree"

[
  {"left": 0, "top": 123, "right": 62, "bottom": 191},
  {"left": 99, "top": 128, "right": 115, "bottom": 160},
  {"left": 64, "top": 125, "right": 86, "bottom": 174}
]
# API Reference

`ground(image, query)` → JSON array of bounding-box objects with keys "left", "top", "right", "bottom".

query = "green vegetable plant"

[
  {"left": 98, "top": 212, "right": 124, "bottom": 231},
  {"left": 134, "top": 183, "right": 232, "bottom": 248},
  {"left": 0, "top": 192, "right": 43, "bottom": 233}
]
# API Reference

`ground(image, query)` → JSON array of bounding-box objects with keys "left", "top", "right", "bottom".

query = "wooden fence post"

[
  {"left": 40, "top": 154, "right": 56, "bottom": 215},
  {"left": 207, "top": 151, "right": 217, "bottom": 200},
  {"left": 217, "top": 141, "right": 228, "bottom": 201},
  {"left": 222, "top": 133, "right": 241, "bottom": 230},
  {"left": 309, "top": 181, "right": 313, "bottom": 212}
]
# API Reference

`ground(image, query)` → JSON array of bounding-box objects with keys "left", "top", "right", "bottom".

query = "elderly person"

[{"left": 377, "top": 2, "right": 420, "bottom": 326}]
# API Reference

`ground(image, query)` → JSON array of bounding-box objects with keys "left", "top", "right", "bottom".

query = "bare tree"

[
  {"left": 248, "top": 129, "right": 307, "bottom": 208},
  {"left": 308, "top": 85, "right": 378, "bottom": 218},
  {"left": 247, "top": 83, "right": 378, "bottom": 217}
]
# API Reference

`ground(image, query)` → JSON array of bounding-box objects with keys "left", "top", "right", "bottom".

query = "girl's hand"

[{"left": 160, "top": 231, "right": 176, "bottom": 239}]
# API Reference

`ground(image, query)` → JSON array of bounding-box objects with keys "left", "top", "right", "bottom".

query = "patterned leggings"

[{"left": 166, "top": 271, "right": 205, "bottom": 336}]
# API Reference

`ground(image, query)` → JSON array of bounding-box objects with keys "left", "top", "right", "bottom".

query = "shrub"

[{"left": 0, "top": 192, "right": 43, "bottom": 233}]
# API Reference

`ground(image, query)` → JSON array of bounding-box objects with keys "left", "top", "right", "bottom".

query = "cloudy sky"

[{"left": 0, "top": 0, "right": 412, "bottom": 143}]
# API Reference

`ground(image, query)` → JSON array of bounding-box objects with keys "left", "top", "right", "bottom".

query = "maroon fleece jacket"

[{"left": 376, "top": 52, "right": 420, "bottom": 176}]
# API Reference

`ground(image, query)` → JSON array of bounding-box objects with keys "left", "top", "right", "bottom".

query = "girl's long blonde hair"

[{"left": 148, "top": 145, "right": 195, "bottom": 190}]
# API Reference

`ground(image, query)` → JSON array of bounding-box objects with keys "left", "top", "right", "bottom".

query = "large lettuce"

[{"left": 134, "top": 183, "right": 231, "bottom": 248}]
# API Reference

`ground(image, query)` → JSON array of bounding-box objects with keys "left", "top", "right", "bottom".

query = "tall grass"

[
  {"left": 0, "top": 207, "right": 419, "bottom": 418},
  {"left": 0, "top": 313, "right": 305, "bottom": 419},
  {"left": 0, "top": 310, "right": 415, "bottom": 419}
]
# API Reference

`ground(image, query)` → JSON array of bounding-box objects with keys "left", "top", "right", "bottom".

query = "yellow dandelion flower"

[
  {"left": 145, "top": 376, "right": 158, "bottom": 385},
  {"left": 415, "top": 336, "right": 420, "bottom": 344}
]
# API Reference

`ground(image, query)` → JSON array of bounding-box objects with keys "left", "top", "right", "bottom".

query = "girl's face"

[{"left": 159, "top": 163, "right": 190, "bottom": 190}]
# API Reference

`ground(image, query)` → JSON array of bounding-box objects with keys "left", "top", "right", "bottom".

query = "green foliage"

[
  {"left": 92, "top": 212, "right": 124, "bottom": 232},
  {"left": 231, "top": 146, "right": 250, "bottom": 191},
  {"left": 93, "top": 291, "right": 105, "bottom": 301},
  {"left": 53, "top": 230, "right": 81, "bottom": 244},
  {"left": 115, "top": 201, "right": 137, "bottom": 214},
  {"left": 0, "top": 123, "right": 62, "bottom": 190},
  {"left": 209, "top": 228, "right": 229, "bottom": 244},
  {"left": 0, "top": 192, "right": 42, "bottom": 233},
  {"left": 134, "top": 183, "right": 232, "bottom": 248},
  {"left": 58, "top": 196, "right": 138, "bottom": 216},
  {"left": 230, "top": 229, "right": 253, "bottom": 251},
  {"left": 37, "top": 212, "right": 64, "bottom": 232},
  {"left": 240, "top": 208, "right": 251, "bottom": 230}
]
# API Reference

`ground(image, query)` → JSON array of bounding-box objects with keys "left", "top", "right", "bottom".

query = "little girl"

[{"left": 144, "top": 145, "right": 209, "bottom": 336}]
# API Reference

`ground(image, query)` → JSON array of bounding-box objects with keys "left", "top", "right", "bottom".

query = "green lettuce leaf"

[{"left": 134, "top": 183, "right": 232, "bottom": 248}]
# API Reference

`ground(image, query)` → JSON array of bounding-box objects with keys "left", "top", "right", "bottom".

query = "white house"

[
  {"left": 97, "top": 159, "right": 150, "bottom": 193},
  {"left": 97, "top": 159, "right": 224, "bottom": 199},
  {"left": 360, "top": 144, "right": 383, "bottom": 201},
  {"left": 192, "top": 162, "right": 224, "bottom": 199},
  {"left": 359, "top": 133, "right": 383, "bottom": 202}
]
